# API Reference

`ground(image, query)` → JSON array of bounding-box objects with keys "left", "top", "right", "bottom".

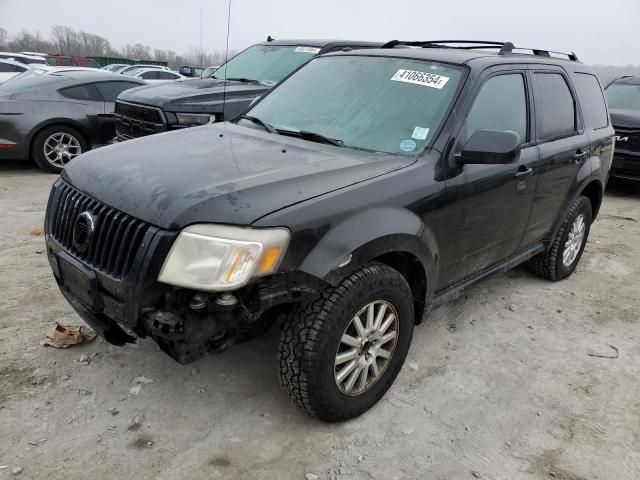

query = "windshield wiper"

[
  {"left": 224, "top": 77, "right": 262, "bottom": 85},
  {"left": 238, "top": 115, "right": 278, "bottom": 134},
  {"left": 276, "top": 128, "right": 344, "bottom": 147}
]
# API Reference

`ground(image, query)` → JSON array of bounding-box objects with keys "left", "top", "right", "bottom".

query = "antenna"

[{"left": 221, "top": 0, "right": 232, "bottom": 122}]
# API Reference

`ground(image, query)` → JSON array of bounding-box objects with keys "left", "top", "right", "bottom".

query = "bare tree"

[
  {"left": 7, "top": 30, "right": 54, "bottom": 53},
  {"left": 0, "top": 28, "right": 7, "bottom": 49}
]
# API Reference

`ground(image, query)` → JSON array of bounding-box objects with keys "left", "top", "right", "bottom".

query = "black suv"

[
  {"left": 605, "top": 76, "right": 640, "bottom": 181},
  {"left": 113, "top": 38, "right": 380, "bottom": 141},
  {"left": 45, "top": 40, "right": 613, "bottom": 422}
]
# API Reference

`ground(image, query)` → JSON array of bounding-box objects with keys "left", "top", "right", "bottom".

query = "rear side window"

[
  {"left": 79, "top": 58, "right": 99, "bottom": 68},
  {"left": 59, "top": 57, "right": 73, "bottom": 66},
  {"left": 140, "top": 71, "right": 158, "bottom": 80},
  {"left": 533, "top": 73, "right": 577, "bottom": 140},
  {"left": 465, "top": 73, "right": 528, "bottom": 143},
  {"left": 95, "top": 81, "right": 142, "bottom": 101},
  {"left": 573, "top": 73, "right": 608, "bottom": 129},
  {"left": 156, "top": 71, "right": 178, "bottom": 80},
  {"left": 0, "top": 63, "right": 25, "bottom": 73},
  {"left": 60, "top": 84, "right": 100, "bottom": 101}
]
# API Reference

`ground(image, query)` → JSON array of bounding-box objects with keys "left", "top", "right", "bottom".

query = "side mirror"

[{"left": 458, "top": 129, "right": 522, "bottom": 165}]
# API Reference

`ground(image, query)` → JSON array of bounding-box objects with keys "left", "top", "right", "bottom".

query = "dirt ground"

[{"left": 0, "top": 159, "right": 639, "bottom": 480}]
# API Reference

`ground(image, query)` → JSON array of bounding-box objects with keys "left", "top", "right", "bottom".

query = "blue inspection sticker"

[{"left": 400, "top": 139, "right": 417, "bottom": 152}]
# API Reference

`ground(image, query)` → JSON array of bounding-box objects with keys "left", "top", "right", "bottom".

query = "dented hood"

[{"left": 63, "top": 123, "right": 414, "bottom": 229}]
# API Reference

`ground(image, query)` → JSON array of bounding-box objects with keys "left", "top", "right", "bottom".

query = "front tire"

[
  {"left": 529, "top": 195, "right": 592, "bottom": 281},
  {"left": 31, "top": 125, "right": 87, "bottom": 173},
  {"left": 278, "top": 263, "right": 414, "bottom": 422}
]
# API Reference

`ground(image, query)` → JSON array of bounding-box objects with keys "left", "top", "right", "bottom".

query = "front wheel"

[
  {"left": 278, "top": 263, "right": 414, "bottom": 422},
  {"left": 529, "top": 195, "right": 592, "bottom": 281}
]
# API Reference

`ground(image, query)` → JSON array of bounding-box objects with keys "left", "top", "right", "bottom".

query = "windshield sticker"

[
  {"left": 400, "top": 139, "right": 417, "bottom": 152},
  {"left": 391, "top": 69, "right": 450, "bottom": 89},
  {"left": 412, "top": 126, "right": 430, "bottom": 140},
  {"left": 295, "top": 47, "right": 321, "bottom": 54}
]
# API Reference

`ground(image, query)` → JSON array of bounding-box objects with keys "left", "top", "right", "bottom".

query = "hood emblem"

[{"left": 72, "top": 211, "right": 96, "bottom": 254}]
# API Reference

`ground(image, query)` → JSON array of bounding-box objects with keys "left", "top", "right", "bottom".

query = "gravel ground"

[{"left": 1, "top": 160, "right": 639, "bottom": 480}]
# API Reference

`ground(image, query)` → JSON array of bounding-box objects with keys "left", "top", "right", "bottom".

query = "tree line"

[{"left": 0, "top": 26, "right": 230, "bottom": 68}]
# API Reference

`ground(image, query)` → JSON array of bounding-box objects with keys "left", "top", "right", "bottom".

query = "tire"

[
  {"left": 529, "top": 195, "right": 592, "bottom": 281},
  {"left": 31, "top": 125, "right": 87, "bottom": 173},
  {"left": 278, "top": 263, "right": 414, "bottom": 422}
]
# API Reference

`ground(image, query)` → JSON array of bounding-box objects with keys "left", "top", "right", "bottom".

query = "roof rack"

[{"left": 380, "top": 40, "right": 580, "bottom": 62}]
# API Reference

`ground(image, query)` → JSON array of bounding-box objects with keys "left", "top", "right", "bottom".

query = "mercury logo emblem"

[{"left": 72, "top": 211, "right": 96, "bottom": 254}]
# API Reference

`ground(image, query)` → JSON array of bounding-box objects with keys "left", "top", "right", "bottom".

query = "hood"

[
  {"left": 610, "top": 108, "right": 640, "bottom": 129},
  {"left": 63, "top": 123, "right": 414, "bottom": 229},
  {"left": 118, "top": 78, "right": 269, "bottom": 113}
]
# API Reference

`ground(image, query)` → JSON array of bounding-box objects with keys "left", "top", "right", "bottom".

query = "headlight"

[
  {"left": 158, "top": 224, "right": 290, "bottom": 291},
  {"left": 175, "top": 113, "right": 216, "bottom": 126}
]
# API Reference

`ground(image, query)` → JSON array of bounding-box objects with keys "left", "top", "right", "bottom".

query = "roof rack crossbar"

[{"left": 381, "top": 40, "right": 580, "bottom": 62}]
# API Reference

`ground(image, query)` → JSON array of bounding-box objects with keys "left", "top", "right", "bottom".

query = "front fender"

[{"left": 296, "top": 207, "right": 439, "bottom": 304}]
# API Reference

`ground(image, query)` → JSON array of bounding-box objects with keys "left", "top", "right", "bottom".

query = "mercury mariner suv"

[{"left": 45, "top": 40, "right": 613, "bottom": 422}]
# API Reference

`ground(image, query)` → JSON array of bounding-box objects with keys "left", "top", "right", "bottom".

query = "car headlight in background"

[
  {"left": 175, "top": 113, "right": 216, "bottom": 126},
  {"left": 158, "top": 225, "right": 290, "bottom": 291}
]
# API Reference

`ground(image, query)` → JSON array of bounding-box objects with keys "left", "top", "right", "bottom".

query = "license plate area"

[{"left": 57, "top": 253, "right": 99, "bottom": 309}]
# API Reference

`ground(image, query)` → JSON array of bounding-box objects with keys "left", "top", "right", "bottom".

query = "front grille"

[
  {"left": 115, "top": 101, "right": 165, "bottom": 139},
  {"left": 49, "top": 182, "right": 151, "bottom": 279},
  {"left": 614, "top": 127, "right": 640, "bottom": 153}
]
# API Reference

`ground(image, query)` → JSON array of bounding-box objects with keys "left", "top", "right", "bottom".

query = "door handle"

[
  {"left": 574, "top": 149, "right": 588, "bottom": 162},
  {"left": 514, "top": 166, "right": 533, "bottom": 178}
]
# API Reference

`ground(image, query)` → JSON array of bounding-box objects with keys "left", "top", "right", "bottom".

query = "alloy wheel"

[
  {"left": 563, "top": 213, "right": 586, "bottom": 267},
  {"left": 43, "top": 132, "right": 81, "bottom": 167}
]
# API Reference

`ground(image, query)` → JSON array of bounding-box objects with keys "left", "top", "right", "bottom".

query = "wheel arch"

[
  {"left": 579, "top": 179, "right": 604, "bottom": 220},
  {"left": 295, "top": 207, "right": 439, "bottom": 324}
]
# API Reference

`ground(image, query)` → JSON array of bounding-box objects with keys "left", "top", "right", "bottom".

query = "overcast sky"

[{"left": 2, "top": 0, "right": 639, "bottom": 65}]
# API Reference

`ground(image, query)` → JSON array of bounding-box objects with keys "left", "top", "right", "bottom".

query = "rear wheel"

[
  {"left": 529, "top": 195, "right": 592, "bottom": 281},
  {"left": 278, "top": 263, "right": 414, "bottom": 422},
  {"left": 31, "top": 125, "right": 87, "bottom": 173}
]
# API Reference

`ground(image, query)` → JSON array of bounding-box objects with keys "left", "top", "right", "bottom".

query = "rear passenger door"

[
  {"left": 438, "top": 68, "right": 539, "bottom": 288},
  {"left": 520, "top": 68, "right": 592, "bottom": 246}
]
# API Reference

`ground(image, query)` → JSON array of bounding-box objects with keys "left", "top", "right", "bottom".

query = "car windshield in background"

[
  {"left": 210, "top": 45, "right": 319, "bottom": 86},
  {"left": 241, "top": 56, "right": 463, "bottom": 155},
  {"left": 201, "top": 66, "right": 218, "bottom": 77},
  {"left": 124, "top": 68, "right": 144, "bottom": 77},
  {"left": 605, "top": 83, "right": 640, "bottom": 110}
]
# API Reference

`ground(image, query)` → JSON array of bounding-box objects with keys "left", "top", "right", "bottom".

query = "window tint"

[
  {"left": 573, "top": 73, "right": 608, "bottom": 129},
  {"left": 59, "top": 57, "right": 73, "bottom": 66},
  {"left": 95, "top": 81, "right": 142, "bottom": 102},
  {"left": 60, "top": 84, "right": 99, "bottom": 101},
  {"left": 156, "top": 71, "right": 177, "bottom": 80},
  {"left": 465, "top": 74, "right": 527, "bottom": 143},
  {"left": 79, "top": 58, "right": 99, "bottom": 68},
  {"left": 140, "top": 71, "right": 158, "bottom": 79},
  {"left": 534, "top": 73, "right": 577, "bottom": 140}
]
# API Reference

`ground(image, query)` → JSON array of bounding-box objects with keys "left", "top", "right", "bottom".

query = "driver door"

[{"left": 436, "top": 68, "right": 539, "bottom": 289}]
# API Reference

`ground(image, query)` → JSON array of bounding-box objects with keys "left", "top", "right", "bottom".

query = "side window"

[
  {"left": 95, "top": 81, "right": 142, "bottom": 102},
  {"left": 59, "top": 57, "right": 74, "bottom": 66},
  {"left": 0, "top": 63, "right": 11, "bottom": 72},
  {"left": 79, "top": 58, "right": 99, "bottom": 68},
  {"left": 59, "top": 84, "right": 100, "bottom": 101},
  {"left": 572, "top": 73, "right": 608, "bottom": 129},
  {"left": 533, "top": 73, "right": 577, "bottom": 140},
  {"left": 156, "top": 71, "right": 176, "bottom": 80},
  {"left": 465, "top": 73, "right": 528, "bottom": 143},
  {"left": 140, "top": 71, "right": 158, "bottom": 80}
]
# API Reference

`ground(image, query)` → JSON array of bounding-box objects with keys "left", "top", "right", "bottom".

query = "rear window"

[
  {"left": 533, "top": 73, "right": 577, "bottom": 140},
  {"left": 573, "top": 73, "right": 608, "bottom": 129},
  {"left": 95, "top": 81, "right": 142, "bottom": 102}
]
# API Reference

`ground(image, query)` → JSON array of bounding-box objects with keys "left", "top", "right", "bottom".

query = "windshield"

[
  {"left": 209, "top": 44, "right": 319, "bottom": 85},
  {"left": 202, "top": 66, "right": 218, "bottom": 77},
  {"left": 605, "top": 83, "right": 640, "bottom": 110},
  {"left": 241, "top": 55, "right": 464, "bottom": 155},
  {"left": 124, "top": 68, "right": 144, "bottom": 77}
]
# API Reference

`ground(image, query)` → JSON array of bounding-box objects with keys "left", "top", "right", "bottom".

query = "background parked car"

[
  {"left": 103, "top": 63, "right": 130, "bottom": 72},
  {"left": 0, "top": 70, "right": 144, "bottom": 172},
  {"left": 123, "top": 68, "right": 185, "bottom": 82},
  {"left": 0, "top": 59, "right": 36, "bottom": 83},
  {"left": 200, "top": 65, "right": 220, "bottom": 78},
  {"left": 119, "top": 64, "right": 171, "bottom": 75},
  {"left": 178, "top": 65, "right": 203, "bottom": 77},
  {"left": 605, "top": 76, "right": 640, "bottom": 182},
  {"left": 114, "top": 39, "right": 381, "bottom": 141},
  {"left": 45, "top": 55, "right": 100, "bottom": 68},
  {"left": 0, "top": 52, "right": 47, "bottom": 65}
]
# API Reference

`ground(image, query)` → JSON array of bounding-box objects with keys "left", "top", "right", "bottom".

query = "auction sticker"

[
  {"left": 400, "top": 139, "right": 417, "bottom": 152},
  {"left": 412, "top": 126, "right": 430, "bottom": 140},
  {"left": 295, "top": 47, "right": 321, "bottom": 54},
  {"left": 391, "top": 69, "right": 450, "bottom": 89}
]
